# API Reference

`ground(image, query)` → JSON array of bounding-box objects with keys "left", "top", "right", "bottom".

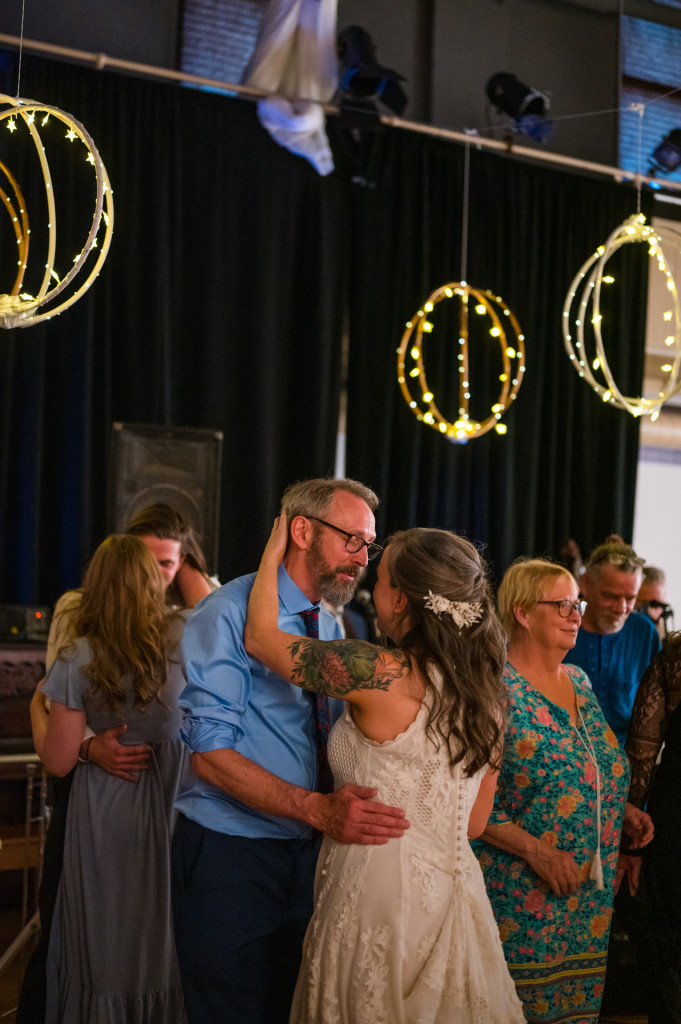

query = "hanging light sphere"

[
  {"left": 562, "top": 213, "right": 681, "bottom": 418},
  {"left": 0, "top": 93, "right": 114, "bottom": 329},
  {"left": 397, "top": 282, "right": 526, "bottom": 443}
]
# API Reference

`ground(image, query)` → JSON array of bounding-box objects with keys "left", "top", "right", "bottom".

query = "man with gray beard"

[{"left": 171, "top": 478, "right": 409, "bottom": 1024}]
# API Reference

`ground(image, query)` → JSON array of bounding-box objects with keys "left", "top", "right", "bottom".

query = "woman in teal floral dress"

[{"left": 475, "top": 559, "right": 652, "bottom": 1024}]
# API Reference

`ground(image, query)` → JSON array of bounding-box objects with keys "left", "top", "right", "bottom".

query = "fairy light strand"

[
  {"left": 461, "top": 142, "right": 470, "bottom": 284},
  {"left": 15, "top": 0, "right": 25, "bottom": 100}
]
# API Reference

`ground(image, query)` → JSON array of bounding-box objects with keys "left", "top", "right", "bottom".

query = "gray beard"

[
  {"left": 318, "top": 570, "right": 359, "bottom": 607},
  {"left": 307, "top": 536, "right": 360, "bottom": 607}
]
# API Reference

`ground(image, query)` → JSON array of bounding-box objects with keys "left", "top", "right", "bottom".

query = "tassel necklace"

[{"left": 572, "top": 705, "right": 605, "bottom": 890}]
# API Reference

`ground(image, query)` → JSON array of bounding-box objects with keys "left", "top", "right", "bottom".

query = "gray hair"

[
  {"left": 281, "top": 477, "right": 379, "bottom": 521},
  {"left": 585, "top": 541, "right": 645, "bottom": 576},
  {"left": 642, "top": 565, "right": 666, "bottom": 585}
]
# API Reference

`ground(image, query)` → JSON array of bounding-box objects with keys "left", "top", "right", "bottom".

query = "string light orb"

[
  {"left": 0, "top": 93, "right": 113, "bottom": 328},
  {"left": 562, "top": 213, "right": 681, "bottom": 417},
  {"left": 397, "top": 282, "right": 526, "bottom": 444}
]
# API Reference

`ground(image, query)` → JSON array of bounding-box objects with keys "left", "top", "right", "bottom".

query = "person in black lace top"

[{"left": 624, "top": 633, "right": 681, "bottom": 1024}]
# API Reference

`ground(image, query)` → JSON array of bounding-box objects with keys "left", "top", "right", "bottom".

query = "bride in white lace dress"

[{"left": 245, "top": 517, "right": 525, "bottom": 1024}]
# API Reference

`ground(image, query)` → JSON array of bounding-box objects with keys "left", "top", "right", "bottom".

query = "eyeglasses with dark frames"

[
  {"left": 306, "top": 516, "right": 383, "bottom": 561},
  {"left": 536, "top": 599, "right": 587, "bottom": 618}
]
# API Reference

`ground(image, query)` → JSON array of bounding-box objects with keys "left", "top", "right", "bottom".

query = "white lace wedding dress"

[{"left": 290, "top": 698, "right": 526, "bottom": 1024}]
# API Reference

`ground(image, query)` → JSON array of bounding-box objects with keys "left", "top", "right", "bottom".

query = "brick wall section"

[
  {"left": 621, "top": 16, "right": 681, "bottom": 175},
  {"left": 620, "top": 83, "right": 681, "bottom": 174},
  {"left": 623, "top": 15, "right": 681, "bottom": 88},
  {"left": 180, "top": 0, "right": 267, "bottom": 86}
]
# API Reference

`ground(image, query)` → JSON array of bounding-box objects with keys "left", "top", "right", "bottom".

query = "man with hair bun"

[{"left": 569, "top": 540, "right": 660, "bottom": 746}]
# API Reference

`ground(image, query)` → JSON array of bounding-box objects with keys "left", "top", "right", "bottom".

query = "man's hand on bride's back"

[{"left": 307, "top": 784, "right": 410, "bottom": 845}]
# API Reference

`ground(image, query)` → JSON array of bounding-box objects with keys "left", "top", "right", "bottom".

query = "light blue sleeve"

[
  {"left": 41, "top": 646, "right": 88, "bottom": 711},
  {"left": 179, "top": 585, "right": 252, "bottom": 754}
]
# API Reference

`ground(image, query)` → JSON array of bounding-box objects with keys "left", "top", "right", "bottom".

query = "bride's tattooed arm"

[{"left": 286, "top": 639, "right": 410, "bottom": 697}]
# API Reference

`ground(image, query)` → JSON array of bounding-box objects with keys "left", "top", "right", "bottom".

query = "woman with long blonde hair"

[{"left": 30, "top": 534, "right": 189, "bottom": 1024}]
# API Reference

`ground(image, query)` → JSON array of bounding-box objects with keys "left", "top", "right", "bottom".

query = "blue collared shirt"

[
  {"left": 175, "top": 564, "right": 342, "bottom": 839},
  {"left": 566, "top": 611, "right": 660, "bottom": 746}
]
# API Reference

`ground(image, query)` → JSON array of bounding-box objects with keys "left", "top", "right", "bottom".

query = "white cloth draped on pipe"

[{"left": 242, "top": 0, "right": 338, "bottom": 175}]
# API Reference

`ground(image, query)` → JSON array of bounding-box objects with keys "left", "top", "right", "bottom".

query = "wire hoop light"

[
  {"left": 397, "top": 282, "right": 526, "bottom": 443},
  {"left": 562, "top": 213, "right": 681, "bottom": 418},
  {"left": 0, "top": 93, "right": 113, "bottom": 329}
]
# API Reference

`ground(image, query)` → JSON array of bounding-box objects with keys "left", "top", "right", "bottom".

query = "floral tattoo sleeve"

[{"left": 286, "top": 639, "right": 409, "bottom": 697}]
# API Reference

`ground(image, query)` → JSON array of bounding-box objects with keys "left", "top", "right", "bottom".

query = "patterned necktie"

[{"left": 298, "top": 607, "right": 334, "bottom": 795}]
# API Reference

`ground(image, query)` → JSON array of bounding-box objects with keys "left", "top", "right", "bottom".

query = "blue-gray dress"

[{"left": 42, "top": 623, "right": 189, "bottom": 1024}]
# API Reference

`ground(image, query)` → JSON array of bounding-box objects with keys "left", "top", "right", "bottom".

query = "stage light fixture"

[
  {"left": 486, "top": 72, "right": 552, "bottom": 142},
  {"left": 649, "top": 129, "right": 681, "bottom": 176},
  {"left": 337, "top": 26, "right": 407, "bottom": 116}
]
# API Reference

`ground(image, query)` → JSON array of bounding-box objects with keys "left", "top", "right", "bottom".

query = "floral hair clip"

[{"left": 423, "top": 590, "right": 483, "bottom": 629}]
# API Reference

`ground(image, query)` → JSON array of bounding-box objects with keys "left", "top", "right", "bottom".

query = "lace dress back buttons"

[{"left": 290, "top": 690, "right": 526, "bottom": 1024}]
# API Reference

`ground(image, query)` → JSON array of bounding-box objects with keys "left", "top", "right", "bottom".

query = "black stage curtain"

[
  {"left": 0, "top": 53, "right": 348, "bottom": 603},
  {"left": 340, "top": 124, "right": 652, "bottom": 580},
  {"left": 0, "top": 53, "right": 651, "bottom": 604}
]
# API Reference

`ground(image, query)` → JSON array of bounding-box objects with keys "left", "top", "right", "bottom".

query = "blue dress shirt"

[
  {"left": 175, "top": 563, "right": 342, "bottom": 839},
  {"left": 566, "top": 611, "right": 660, "bottom": 746}
]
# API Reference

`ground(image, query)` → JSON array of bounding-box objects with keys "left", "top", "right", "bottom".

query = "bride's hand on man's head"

[{"left": 262, "top": 512, "right": 289, "bottom": 565}]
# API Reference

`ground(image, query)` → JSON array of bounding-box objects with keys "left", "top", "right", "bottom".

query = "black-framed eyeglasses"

[
  {"left": 307, "top": 517, "right": 383, "bottom": 561},
  {"left": 536, "top": 599, "right": 587, "bottom": 618}
]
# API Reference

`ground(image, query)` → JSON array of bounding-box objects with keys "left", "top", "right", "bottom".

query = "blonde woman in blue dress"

[
  {"left": 245, "top": 515, "right": 526, "bottom": 1024},
  {"left": 30, "top": 535, "right": 189, "bottom": 1024}
]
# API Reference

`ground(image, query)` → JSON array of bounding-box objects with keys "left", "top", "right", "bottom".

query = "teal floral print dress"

[{"left": 475, "top": 662, "right": 630, "bottom": 1024}]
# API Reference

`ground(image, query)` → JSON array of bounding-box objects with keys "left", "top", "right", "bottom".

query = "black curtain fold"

[
  {"left": 340, "top": 125, "right": 652, "bottom": 578},
  {"left": 0, "top": 54, "right": 348, "bottom": 603},
  {"left": 0, "top": 53, "right": 651, "bottom": 605}
]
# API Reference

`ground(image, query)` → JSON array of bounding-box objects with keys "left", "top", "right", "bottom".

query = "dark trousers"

[{"left": 171, "top": 814, "right": 320, "bottom": 1024}]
